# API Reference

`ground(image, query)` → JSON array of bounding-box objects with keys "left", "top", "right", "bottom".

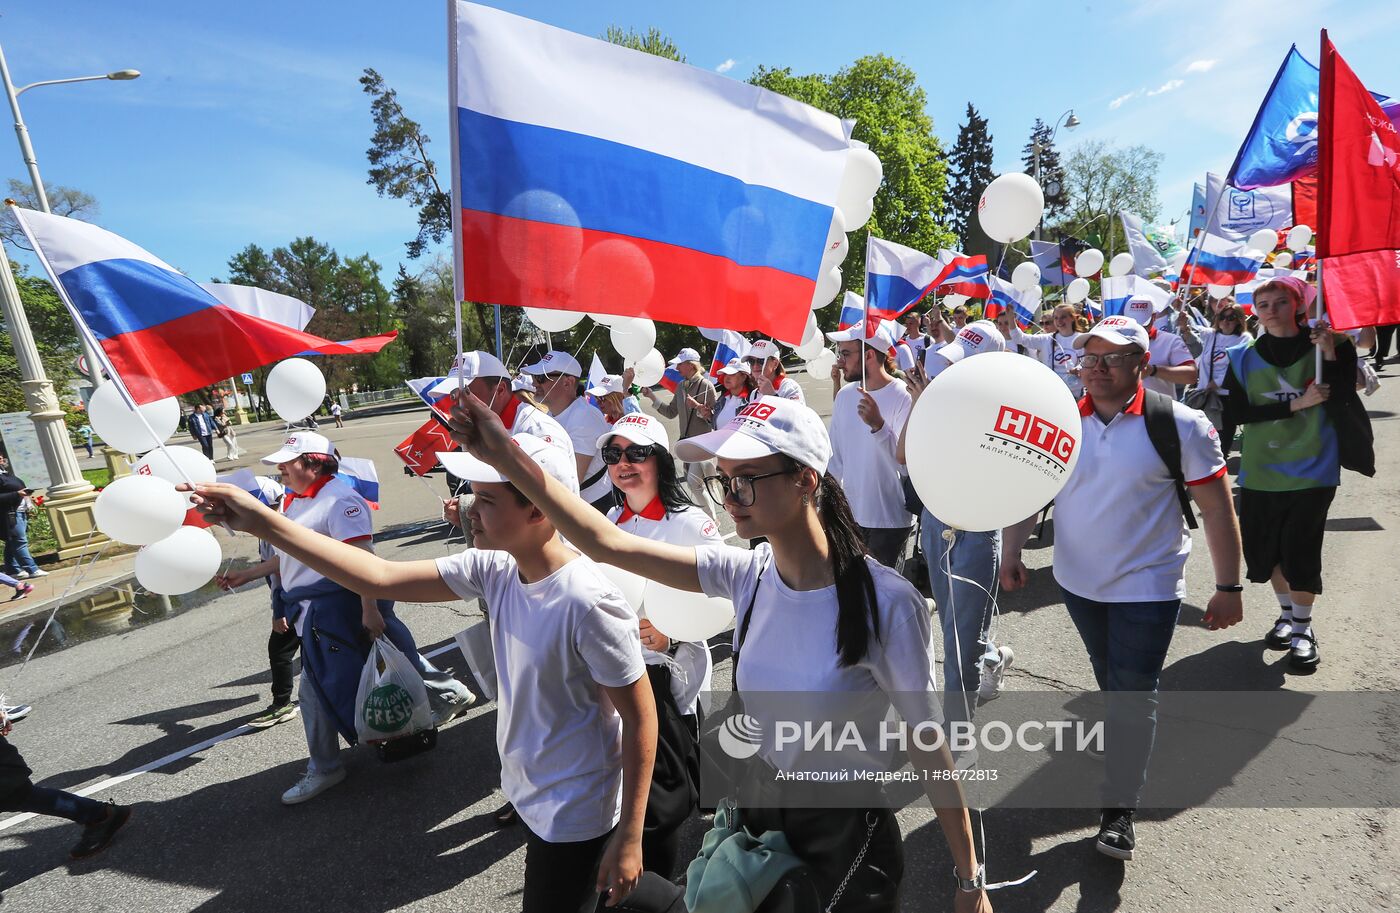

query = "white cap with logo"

[
  {"left": 427, "top": 351, "right": 510, "bottom": 397},
  {"left": 436, "top": 433, "right": 580, "bottom": 496},
  {"left": 597, "top": 412, "right": 670, "bottom": 450},
  {"left": 261, "top": 431, "right": 336, "bottom": 465},
  {"left": 717, "top": 357, "right": 750, "bottom": 376},
  {"left": 674, "top": 395, "right": 832, "bottom": 475},
  {"left": 522, "top": 350, "right": 583, "bottom": 378},
  {"left": 586, "top": 374, "right": 627, "bottom": 397},
  {"left": 668, "top": 347, "right": 703, "bottom": 366},
  {"left": 826, "top": 318, "right": 900, "bottom": 355},
  {"left": 745, "top": 339, "right": 782, "bottom": 362},
  {"left": 1074, "top": 314, "right": 1151, "bottom": 351},
  {"left": 937, "top": 319, "right": 1006, "bottom": 364}
]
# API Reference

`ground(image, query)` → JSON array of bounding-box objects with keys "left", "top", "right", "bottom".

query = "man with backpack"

[{"left": 999, "top": 313, "right": 1244, "bottom": 864}]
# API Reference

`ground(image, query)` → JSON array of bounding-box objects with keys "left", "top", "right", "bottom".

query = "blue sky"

[{"left": 4, "top": 0, "right": 1397, "bottom": 285}]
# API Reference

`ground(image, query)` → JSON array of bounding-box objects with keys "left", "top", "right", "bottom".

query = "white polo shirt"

[
  {"left": 434, "top": 549, "right": 645, "bottom": 843},
  {"left": 277, "top": 475, "right": 374, "bottom": 632},
  {"left": 828, "top": 378, "right": 913, "bottom": 529},
  {"left": 1052, "top": 385, "right": 1226, "bottom": 603},
  {"left": 553, "top": 395, "right": 612, "bottom": 503},
  {"left": 1145, "top": 328, "right": 1196, "bottom": 397},
  {"left": 608, "top": 499, "right": 723, "bottom": 716},
  {"left": 770, "top": 375, "right": 805, "bottom": 404}
]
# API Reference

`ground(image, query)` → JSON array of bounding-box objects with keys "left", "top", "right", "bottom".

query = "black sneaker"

[
  {"left": 1264, "top": 617, "right": 1293, "bottom": 650},
  {"left": 70, "top": 804, "right": 132, "bottom": 859},
  {"left": 1095, "top": 808, "right": 1135, "bottom": 861}
]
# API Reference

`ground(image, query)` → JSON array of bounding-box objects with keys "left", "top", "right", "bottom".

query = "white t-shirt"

[
  {"left": 695, "top": 543, "right": 941, "bottom": 771},
  {"left": 828, "top": 379, "right": 913, "bottom": 529},
  {"left": 608, "top": 500, "right": 723, "bottom": 716},
  {"left": 1192, "top": 330, "right": 1249, "bottom": 390},
  {"left": 770, "top": 375, "right": 805, "bottom": 404},
  {"left": 435, "top": 549, "right": 645, "bottom": 842},
  {"left": 554, "top": 396, "right": 613, "bottom": 502},
  {"left": 1145, "top": 329, "right": 1195, "bottom": 397},
  {"left": 277, "top": 476, "right": 373, "bottom": 634},
  {"left": 505, "top": 398, "right": 575, "bottom": 465},
  {"left": 1052, "top": 388, "right": 1226, "bottom": 602},
  {"left": 713, "top": 389, "right": 757, "bottom": 430},
  {"left": 1013, "top": 330, "right": 1082, "bottom": 396}
]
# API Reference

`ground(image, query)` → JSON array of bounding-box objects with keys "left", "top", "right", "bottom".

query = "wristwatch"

[
  {"left": 954, "top": 864, "right": 986, "bottom": 892},
  {"left": 1215, "top": 583, "right": 1244, "bottom": 593}
]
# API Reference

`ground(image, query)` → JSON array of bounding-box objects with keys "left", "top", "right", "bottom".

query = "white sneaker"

[
  {"left": 977, "top": 645, "right": 1014, "bottom": 703},
  {"left": 11, "top": 570, "right": 29, "bottom": 580},
  {"left": 26, "top": 569, "right": 48, "bottom": 578},
  {"left": 281, "top": 767, "right": 346, "bottom": 805}
]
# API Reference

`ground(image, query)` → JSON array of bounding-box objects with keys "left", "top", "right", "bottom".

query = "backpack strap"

[
  {"left": 1141, "top": 389, "right": 1198, "bottom": 530},
  {"left": 730, "top": 562, "right": 768, "bottom": 693}
]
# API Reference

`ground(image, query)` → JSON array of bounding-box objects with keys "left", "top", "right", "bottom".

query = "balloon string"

[{"left": 1, "top": 527, "right": 108, "bottom": 693}]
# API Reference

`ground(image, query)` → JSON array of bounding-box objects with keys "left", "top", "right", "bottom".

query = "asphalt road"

[{"left": 0, "top": 366, "right": 1397, "bottom": 912}]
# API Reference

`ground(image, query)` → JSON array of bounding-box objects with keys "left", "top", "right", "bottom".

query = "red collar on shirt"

[
  {"left": 282, "top": 474, "right": 334, "bottom": 509},
  {"left": 617, "top": 497, "right": 666, "bottom": 523},
  {"left": 1077, "top": 383, "right": 1146, "bottom": 418},
  {"left": 498, "top": 394, "right": 522, "bottom": 430},
  {"left": 1146, "top": 325, "right": 1159, "bottom": 340}
]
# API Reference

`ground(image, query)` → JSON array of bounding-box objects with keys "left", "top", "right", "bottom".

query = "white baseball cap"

[
  {"left": 668, "top": 347, "right": 702, "bottom": 366},
  {"left": 1123, "top": 296, "right": 1155, "bottom": 327},
  {"left": 826, "top": 318, "right": 901, "bottom": 355},
  {"left": 674, "top": 395, "right": 832, "bottom": 475},
  {"left": 937, "top": 320, "right": 1006, "bottom": 364},
  {"left": 1074, "top": 314, "right": 1150, "bottom": 352},
  {"left": 427, "top": 351, "right": 510, "bottom": 396},
  {"left": 511, "top": 373, "right": 536, "bottom": 393},
  {"left": 586, "top": 374, "right": 626, "bottom": 397},
  {"left": 745, "top": 339, "right": 782, "bottom": 362},
  {"left": 522, "top": 350, "right": 583, "bottom": 377},
  {"left": 597, "top": 412, "right": 670, "bottom": 450},
  {"left": 436, "top": 433, "right": 580, "bottom": 496},
  {"left": 261, "top": 431, "right": 336, "bottom": 465},
  {"left": 717, "top": 357, "right": 750, "bottom": 376}
]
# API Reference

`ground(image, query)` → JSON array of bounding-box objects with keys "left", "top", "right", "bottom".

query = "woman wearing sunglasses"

[
  {"left": 598, "top": 412, "right": 722, "bottom": 879},
  {"left": 1178, "top": 300, "right": 1252, "bottom": 456},
  {"left": 446, "top": 391, "right": 992, "bottom": 913}
]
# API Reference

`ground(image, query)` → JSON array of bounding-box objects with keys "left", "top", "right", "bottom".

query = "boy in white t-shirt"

[{"left": 189, "top": 435, "right": 656, "bottom": 913}]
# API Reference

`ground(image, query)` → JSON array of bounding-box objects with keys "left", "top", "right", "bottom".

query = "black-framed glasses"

[
  {"left": 601, "top": 444, "right": 656, "bottom": 465},
  {"left": 704, "top": 469, "right": 795, "bottom": 507},
  {"left": 1079, "top": 352, "right": 1142, "bottom": 368}
]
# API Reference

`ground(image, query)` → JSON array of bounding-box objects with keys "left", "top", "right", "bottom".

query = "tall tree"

[
  {"left": 0, "top": 262, "right": 79, "bottom": 416},
  {"left": 1054, "top": 140, "right": 1163, "bottom": 253},
  {"left": 1, "top": 179, "right": 98, "bottom": 251},
  {"left": 946, "top": 103, "right": 996, "bottom": 257},
  {"left": 750, "top": 56, "right": 954, "bottom": 323},
  {"left": 1022, "top": 118, "right": 1069, "bottom": 218},
  {"left": 602, "top": 26, "right": 685, "bottom": 62},
  {"left": 360, "top": 68, "right": 452, "bottom": 261}
]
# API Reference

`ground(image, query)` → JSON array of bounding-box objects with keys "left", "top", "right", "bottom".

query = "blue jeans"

[
  {"left": 921, "top": 511, "right": 999, "bottom": 722},
  {"left": 1061, "top": 588, "right": 1180, "bottom": 809},
  {"left": 4, "top": 511, "right": 40, "bottom": 575}
]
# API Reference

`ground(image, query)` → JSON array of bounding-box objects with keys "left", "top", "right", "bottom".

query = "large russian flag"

[
  {"left": 450, "top": 3, "right": 850, "bottom": 344},
  {"left": 1180, "top": 234, "right": 1266, "bottom": 286},
  {"left": 11, "top": 208, "right": 397, "bottom": 405}
]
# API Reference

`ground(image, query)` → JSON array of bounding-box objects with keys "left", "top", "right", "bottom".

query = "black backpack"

[{"left": 1141, "top": 389, "right": 1199, "bottom": 530}]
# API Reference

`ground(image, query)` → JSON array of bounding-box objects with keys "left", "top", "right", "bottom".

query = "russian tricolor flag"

[
  {"left": 11, "top": 208, "right": 397, "bottom": 405},
  {"left": 984, "top": 276, "right": 1035, "bottom": 328},
  {"left": 449, "top": 3, "right": 851, "bottom": 344},
  {"left": 865, "top": 237, "right": 942, "bottom": 319},
  {"left": 704, "top": 329, "right": 748, "bottom": 379},
  {"left": 837, "top": 290, "right": 866, "bottom": 330},
  {"left": 1180, "top": 234, "right": 1265, "bottom": 286},
  {"left": 931, "top": 249, "right": 990, "bottom": 299},
  {"left": 1100, "top": 275, "right": 1136, "bottom": 317},
  {"left": 336, "top": 457, "right": 381, "bottom": 509},
  {"left": 658, "top": 366, "right": 683, "bottom": 393}
]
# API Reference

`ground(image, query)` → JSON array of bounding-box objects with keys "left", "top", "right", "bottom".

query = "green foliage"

[
  {"left": 602, "top": 26, "right": 686, "bottom": 62},
  {"left": 947, "top": 103, "right": 997, "bottom": 259},
  {"left": 1052, "top": 140, "right": 1163, "bottom": 254},
  {"left": 0, "top": 261, "right": 80, "bottom": 416},
  {"left": 360, "top": 68, "right": 452, "bottom": 260},
  {"left": 750, "top": 55, "right": 954, "bottom": 328}
]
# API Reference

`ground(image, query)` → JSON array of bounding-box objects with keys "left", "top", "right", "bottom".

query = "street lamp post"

[
  {"left": 0, "top": 42, "right": 140, "bottom": 559},
  {"left": 1032, "top": 109, "right": 1080, "bottom": 241}
]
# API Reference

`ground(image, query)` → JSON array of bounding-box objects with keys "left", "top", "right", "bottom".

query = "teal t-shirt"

[{"left": 1227, "top": 338, "right": 1339, "bottom": 491}]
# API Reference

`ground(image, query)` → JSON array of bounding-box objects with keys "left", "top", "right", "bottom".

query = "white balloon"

[
  {"left": 804, "top": 348, "right": 837, "bottom": 378},
  {"left": 524, "top": 307, "right": 585, "bottom": 332},
  {"left": 977, "top": 173, "right": 1045, "bottom": 243},
  {"left": 643, "top": 580, "right": 735, "bottom": 642},
  {"left": 86, "top": 384, "right": 179, "bottom": 455},
  {"left": 836, "top": 147, "right": 882, "bottom": 229},
  {"left": 93, "top": 474, "right": 187, "bottom": 545},
  {"left": 1286, "top": 224, "right": 1313, "bottom": 251},
  {"left": 597, "top": 563, "right": 646, "bottom": 614},
  {"left": 135, "top": 526, "right": 222, "bottom": 596},
  {"left": 610, "top": 318, "right": 657, "bottom": 362},
  {"left": 1011, "top": 261, "right": 1041, "bottom": 291},
  {"left": 134, "top": 446, "right": 216, "bottom": 506},
  {"left": 1170, "top": 249, "right": 1190, "bottom": 269},
  {"left": 1065, "top": 277, "right": 1091, "bottom": 304},
  {"left": 945, "top": 293, "right": 970, "bottom": 308},
  {"left": 1207, "top": 283, "right": 1233, "bottom": 299},
  {"left": 1273, "top": 251, "right": 1294, "bottom": 268},
  {"left": 907, "top": 352, "right": 1081, "bottom": 531},
  {"left": 1247, "top": 228, "right": 1278, "bottom": 253},
  {"left": 589, "top": 312, "right": 626, "bottom": 327},
  {"left": 820, "top": 208, "right": 849, "bottom": 272},
  {"left": 627, "top": 348, "right": 667, "bottom": 387},
  {"left": 1075, "top": 249, "right": 1105, "bottom": 277},
  {"left": 1108, "top": 252, "right": 1136, "bottom": 277},
  {"left": 811, "top": 266, "right": 842, "bottom": 310},
  {"left": 794, "top": 332, "right": 826, "bottom": 360},
  {"left": 266, "top": 358, "right": 326, "bottom": 422}
]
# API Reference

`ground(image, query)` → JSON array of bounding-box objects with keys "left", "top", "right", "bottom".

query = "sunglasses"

[
  {"left": 601, "top": 444, "right": 657, "bottom": 465},
  {"left": 1079, "top": 352, "right": 1142, "bottom": 368}
]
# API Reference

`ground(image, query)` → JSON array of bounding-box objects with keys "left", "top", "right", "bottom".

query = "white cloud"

[
  {"left": 1147, "top": 79, "right": 1185, "bottom": 96},
  {"left": 716, "top": 58, "right": 736, "bottom": 74},
  {"left": 1186, "top": 59, "right": 1218, "bottom": 73},
  {"left": 1109, "top": 90, "right": 1141, "bottom": 110}
]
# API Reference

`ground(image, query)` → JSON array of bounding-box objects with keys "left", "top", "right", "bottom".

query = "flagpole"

[
  {"left": 1314, "top": 261, "right": 1325, "bottom": 382},
  {"left": 446, "top": 0, "right": 468, "bottom": 393},
  {"left": 861, "top": 232, "right": 871, "bottom": 390}
]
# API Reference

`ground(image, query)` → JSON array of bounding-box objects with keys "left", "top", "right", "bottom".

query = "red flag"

[
  {"left": 1320, "top": 249, "right": 1400, "bottom": 330},
  {"left": 1291, "top": 174, "right": 1318, "bottom": 232},
  {"left": 1317, "top": 31, "right": 1400, "bottom": 258},
  {"left": 394, "top": 418, "right": 457, "bottom": 476}
]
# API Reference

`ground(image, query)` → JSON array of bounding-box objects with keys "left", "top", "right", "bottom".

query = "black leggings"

[
  {"left": 1, "top": 784, "right": 107, "bottom": 825},
  {"left": 521, "top": 824, "right": 613, "bottom": 913},
  {"left": 269, "top": 625, "right": 301, "bottom": 707}
]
